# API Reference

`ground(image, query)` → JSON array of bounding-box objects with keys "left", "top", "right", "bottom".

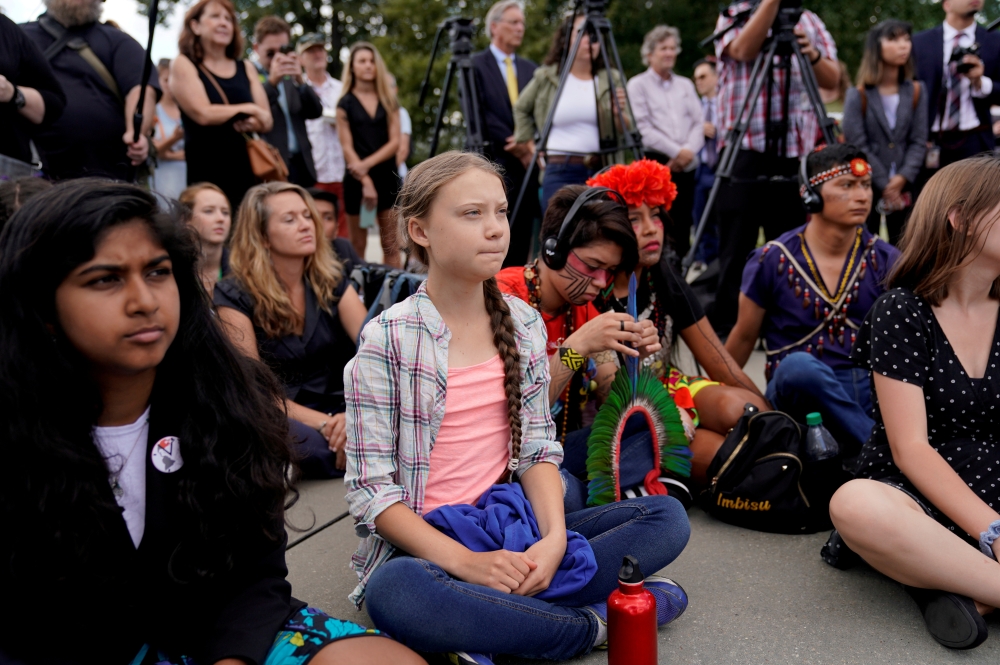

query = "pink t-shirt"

[{"left": 423, "top": 355, "right": 512, "bottom": 513}]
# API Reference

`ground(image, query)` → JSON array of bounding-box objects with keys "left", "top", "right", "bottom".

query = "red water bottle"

[{"left": 607, "top": 555, "right": 657, "bottom": 665}]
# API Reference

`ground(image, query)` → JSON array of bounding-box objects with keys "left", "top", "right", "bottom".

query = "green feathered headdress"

[{"left": 584, "top": 274, "right": 691, "bottom": 506}]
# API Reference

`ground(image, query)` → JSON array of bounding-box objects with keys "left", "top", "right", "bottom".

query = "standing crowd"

[{"left": 4, "top": 0, "right": 1000, "bottom": 661}]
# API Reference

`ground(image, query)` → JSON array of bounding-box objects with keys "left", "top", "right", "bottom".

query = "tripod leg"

[
  {"left": 599, "top": 24, "right": 644, "bottom": 159},
  {"left": 455, "top": 58, "right": 485, "bottom": 154},
  {"left": 429, "top": 62, "right": 457, "bottom": 158},
  {"left": 791, "top": 40, "right": 836, "bottom": 146},
  {"left": 683, "top": 40, "right": 779, "bottom": 274}
]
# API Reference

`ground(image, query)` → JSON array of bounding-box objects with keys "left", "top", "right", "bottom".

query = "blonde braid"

[{"left": 483, "top": 277, "right": 523, "bottom": 481}]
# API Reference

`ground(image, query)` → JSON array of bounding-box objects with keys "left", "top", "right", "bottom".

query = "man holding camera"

[
  {"left": 708, "top": 0, "right": 838, "bottom": 337},
  {"left": 914, "top": 0, "right": 1000, "bottom": 171},
  {"left": 253, "top": 15, "right": 323, "bottom": 188}
]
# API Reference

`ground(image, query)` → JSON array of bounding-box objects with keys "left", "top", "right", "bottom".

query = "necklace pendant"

[
  {"left": 778, "top": 254, "right": 786, "bottom": 275},
  {"left": 838, "top": 327, "right": 845, "bottom": 346},
  {"left": 802, "top": 287, "right": 810, "bottom": 309},
  {"left": 111, "top": 478, "right": 124, "bottom": 498},
  {"left": 787, "top": 266, "right": 794, "bottom": 287},
  {"left": 870, "top": 249, "right": 878, "bottom": 271},
  {"left": 794, "top": 277, "right": 802, "bottom": 298},
  {"left": 814, "top": 296, "right": 820, "bottom": 319}
]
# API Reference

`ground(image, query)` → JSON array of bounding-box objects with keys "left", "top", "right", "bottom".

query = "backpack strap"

[
  {"left": 912, "top": 80, "right": 921, "bottom": 111},
  {"left": 198, "top": 64, "right": 231, "bottom": 105},
  {"left": 40, "top": 16, "right": 121, "bottom": 104},
  {"left": 856, "top": 84, "right": 867, "bottom": 117}
]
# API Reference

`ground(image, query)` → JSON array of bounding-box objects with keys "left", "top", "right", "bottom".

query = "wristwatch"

[{"left": 10, "top": 85, "right": 25, "bottom": 110}]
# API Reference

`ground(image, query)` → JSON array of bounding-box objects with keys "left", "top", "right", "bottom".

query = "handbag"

[
  {"left": 198, "top": 64, "right": 288, "bottom": 183},
  {"left": 701, "top": 404, "right": 849, "bottom": 534}
]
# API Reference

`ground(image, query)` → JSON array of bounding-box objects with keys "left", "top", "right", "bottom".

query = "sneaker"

[
  {"left": 585, "top": 576, "right": 689, "bottom": 648},
  {"left": 446, "top": 652, "right": 494, "bottom": 665},
  {"left": 621, "top": 477, "right": 693, "bottom": 510},
  {"left": 904, "top": 586, "right": 988, "bottom": 650}
]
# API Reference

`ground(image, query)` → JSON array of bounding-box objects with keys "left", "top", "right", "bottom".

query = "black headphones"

[
  {"left": 541, "top": 186, "right": 625, "bottom": 271},
  {"left": 799, "top": 154, "right": 824, "bottom": 214}
]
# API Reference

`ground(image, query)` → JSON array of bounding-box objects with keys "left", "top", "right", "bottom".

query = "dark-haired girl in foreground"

[
  {"left": 831, "top": 155, "right": 1000, "bottom": 650},
  {"left": 347, "top": 152, "right": 689, "bottom": 664},
  {"left": 0, "top": 179, "right": 423, "bottom": 665}
]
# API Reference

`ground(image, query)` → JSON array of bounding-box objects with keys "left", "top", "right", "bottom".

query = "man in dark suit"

[
  {"left": 914, "top": 0, "right": 1000, "bottom": 171},
  {"left": 473, "top": 0, "right": 538, "bottom": 267},
  {"left": 253, "top": 16, "right": 323, "bottom": 188}
]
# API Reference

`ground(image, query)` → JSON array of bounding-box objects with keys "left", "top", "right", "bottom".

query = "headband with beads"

[{"left": 808, "top": 158, "right": 872, "bottom": 188}]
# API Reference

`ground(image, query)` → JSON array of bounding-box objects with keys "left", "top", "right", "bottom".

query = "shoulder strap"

[
  {"left": 39, "top": 17, "right": 121, "bottom": 104},
  {"left": 856, "top": 84, "right": 867, "bottom": 117},
  {"left": 39, "top": 16, "right": 72, "bottom": 60},
  {"left": 912, "top": 80, "right": 921, "bottom": 111},
  {"left": 198, "top": 64, "right": 230, "bottom": 105}
]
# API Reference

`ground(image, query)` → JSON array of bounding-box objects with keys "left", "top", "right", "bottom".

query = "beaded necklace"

[
  {"left": 798, "top": 227, "right": 863, "bottom": 301},
  {"left": 523, "top": 260, "right": 583, "bottom": 442}
]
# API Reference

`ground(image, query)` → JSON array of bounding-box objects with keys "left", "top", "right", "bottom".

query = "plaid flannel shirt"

[
  {"left": 715, "top": 4, "right": 837, "bottom": 157},
  {"left": 343, "top": 283, "right": 563, "bottom": 607}
]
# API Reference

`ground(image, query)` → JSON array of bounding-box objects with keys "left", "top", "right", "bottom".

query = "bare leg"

[
  {"left": 347, "top": 213, "right": 367, "bottom": 259},
  {"left": 377, "top": 209, "right": 400, "bottom": 269},
  {"left": 830, "top": 479, "right": 1000, "bottom": 609},
  {"left": 689, "top": 428, "right": 725, "bottom": 489},
  {"left": 693, "top": 385, "right": 768, "bottom": 435},
  {"left": 309, "top": 635, "right": 427, "bottom": 665}
]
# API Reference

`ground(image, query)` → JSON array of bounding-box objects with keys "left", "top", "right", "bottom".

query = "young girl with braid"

[{"left": 345, "top": 152, "right": 690, "bottom": 664}]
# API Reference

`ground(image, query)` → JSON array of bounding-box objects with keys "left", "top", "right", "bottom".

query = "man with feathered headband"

[
  {"left": 725, "top": 143, "right": 900, "bottom": 459},
  {"left": 588, "top": 159, "right": 770, "bottom": 492}
]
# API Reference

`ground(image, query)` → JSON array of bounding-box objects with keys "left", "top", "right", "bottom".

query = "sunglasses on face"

[{"left": 566, "top": 251, "right": 615, "bottom": 284}]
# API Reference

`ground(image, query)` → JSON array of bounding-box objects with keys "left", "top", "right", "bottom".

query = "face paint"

[{"left": 560, "top": 251, "right": 613, "bottom": 304}]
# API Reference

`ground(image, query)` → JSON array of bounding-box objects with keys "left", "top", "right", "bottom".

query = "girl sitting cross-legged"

[
  {"left": 831, "top": 155, "right": 1000, "bottom": 650},
  {"left": 0, "top": 179, "right": 424, "bottom": 665},
  {"left": 346, "top": 152, "right": 691, "bottom": 665}
]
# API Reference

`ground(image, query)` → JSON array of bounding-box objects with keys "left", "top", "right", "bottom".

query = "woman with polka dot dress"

[{"left": 830, "top": 155, "right": 1000, "bottom": 651}]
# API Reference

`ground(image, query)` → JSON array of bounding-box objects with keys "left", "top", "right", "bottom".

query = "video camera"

[
  {"left": 951, "top": 42, "right": 981, "bottom": 74},
  {"left": 701, "top": 0, "right": 804, "bottom": 49}
]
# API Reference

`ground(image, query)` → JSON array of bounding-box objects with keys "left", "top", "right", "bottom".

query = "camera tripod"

[
  {"left": 682, "top": 0, "right": 836, "bottom": 275},
  {"left": 508, "top": 0, "right": 644, "bottom": 224},
  {"left": 419, "top": 17, "right": 486, "bottom": 157}
]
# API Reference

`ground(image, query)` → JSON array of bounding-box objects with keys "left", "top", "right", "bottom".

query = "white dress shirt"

[
  {"left": 931, "top": 21, "right": 994, "bottom": 132},
  {"left": 306, "top": 72, "right": 346, "bottom": 183},
  {"left": 490, "top": 43, "right": 517, "bottom": 86}
]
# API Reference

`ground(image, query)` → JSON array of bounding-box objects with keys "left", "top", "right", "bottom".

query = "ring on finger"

[{"left": 620, "top": 320, "right": 625, "bottom": 332}]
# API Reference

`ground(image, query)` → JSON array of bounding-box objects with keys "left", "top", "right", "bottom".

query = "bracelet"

[
  {"left": 315, "top": 412, "right": 334, "bottom": 433},
  {"left": 979, "top": 519, "right": 1000, "bottom": 559},
  {"left": 559, "top": 347, "right": 586, "bottom": 371},
  {"left": 810, "top": 51, "right": 822, "bottom": 66}
]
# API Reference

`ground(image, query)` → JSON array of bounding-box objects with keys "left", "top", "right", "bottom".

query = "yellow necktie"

[{"left": 504, "top": 56, "right": 519, "bottom": 105}]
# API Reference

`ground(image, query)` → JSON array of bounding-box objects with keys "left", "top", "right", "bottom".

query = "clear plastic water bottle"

[{"left": 804, "top": 412, "right": 839, "bottom": 461}]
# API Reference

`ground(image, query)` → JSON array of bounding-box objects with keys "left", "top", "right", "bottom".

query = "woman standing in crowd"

[
  {"left": 588, "top": 160, "right": 770, "bottom": 487},
  {"left": 178, "top": 182, "right": 231, "bottom": 293},
  {"left": 0, "top": 179, "right": 424, "bottom": 665},
  {"left": 830, "top": 155, "right": 1000, "bottom": 650},
  {"left": 843, "top": 19, "right": 927, "bottom": 245},
  {"left": 152, "top": 59, "right": 187, "bottom": 201},
  {"left": 170, "top": 0, "right": 272, "bottom": 211},
  {"left": 215, "top": 182, "right": 367, "bottom": 479},
  {"left": 347, "top": 152, "right": 689, "bottom": 663},
  {"left": 514, "top": 14, "right": 630, "bottom": 213},
  {"left": 337, "top": 42, "right": 401, "bottom": 267}
]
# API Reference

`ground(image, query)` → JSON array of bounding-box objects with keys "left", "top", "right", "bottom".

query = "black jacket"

[
  {"left": 471, "top": 49, "right": 536, "bottom": 159},
  {"left": 262, "top": 76, "right": 324, "bottom": 182},
  {"left": 913, "top": 23, "right": 1000, "bottom": 146},
  {"left": 0, "top": 400, "right": 304, "bottom": 665}
]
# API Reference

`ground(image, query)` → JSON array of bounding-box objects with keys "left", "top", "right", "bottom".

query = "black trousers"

[
  {"left": 667, "top": 169, "right": 696, "bottom": 261},
  {"left": 287, "top": 152, "right": 316, "bottom": 188},
  {"left": 707, "top": 149, "right": 806, "bottom": 336},
  {"left": 491, "top": 149, "right": 539, "bottom": 268}
]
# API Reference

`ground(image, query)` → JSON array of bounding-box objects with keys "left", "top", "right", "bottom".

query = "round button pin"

[{"left": 151, "top": 436, "right": 183, "bottom": 473}]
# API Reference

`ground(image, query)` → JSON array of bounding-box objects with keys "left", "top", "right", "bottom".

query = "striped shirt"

[
  {"left": 715, "top": 4, "right": 836, "bottom": 157},
  {"left": 344, "top": 283, "right": 563, "bottom": 607}
]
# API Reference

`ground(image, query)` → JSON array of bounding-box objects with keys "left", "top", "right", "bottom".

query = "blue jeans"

[
  {"left": 541, "top": 161, "right": 595, "bottom": 215},
  {"left": 691, "top": 163, "right": 719, "bottom": 264},
  {"left": 765, "top": 352, "right": 874, "bottom": 457},
  {"left": 365, "top": 495, "right": 690, "bottom": 660}
]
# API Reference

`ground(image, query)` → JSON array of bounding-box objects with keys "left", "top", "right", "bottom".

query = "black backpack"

[{"left": 701, "top": 405, "right": 847, "bottom": 534}]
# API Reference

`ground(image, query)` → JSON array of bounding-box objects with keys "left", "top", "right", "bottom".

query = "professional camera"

[
  {"left": 279, "top": 43, "right": 295, "bottom": 55},
  {"left": 951, "top": 41, "right": 981, "bottom": 74}
]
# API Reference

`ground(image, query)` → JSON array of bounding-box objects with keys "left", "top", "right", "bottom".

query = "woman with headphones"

[
  {"left": 496, "top": 185, "right": 685, "bottom": 509},
  {"left": 724, "top": 143, "right": 899, "bottom": 460}
]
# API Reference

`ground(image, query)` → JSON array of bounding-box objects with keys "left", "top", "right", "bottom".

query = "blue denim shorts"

[{"left": 129, "top": 607, "right": 382, "bottom": 665}]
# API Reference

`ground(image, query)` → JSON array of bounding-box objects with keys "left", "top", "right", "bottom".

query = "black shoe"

[
  {"left": 820, "top": 529, "right": 862, "bottom": 570},
  {"left": 904, "top": 586, "right": 988, "bottom": 649}
]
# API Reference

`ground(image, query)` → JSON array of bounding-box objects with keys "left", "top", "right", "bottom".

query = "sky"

[{"left": 4, "top": 0, "right": 187, "bottom": 62}]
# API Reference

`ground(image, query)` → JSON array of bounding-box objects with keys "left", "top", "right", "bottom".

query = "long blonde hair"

[
  {"left": 890, "top": 154, "right": 1000, "bottom": 305},
  {"left": 396, "top": 152, "right": 523, "bottom": 473},
  {"left": 339, "top": 42, "right": 399, "bottom": 112},
  {"left": 229, "top": 182, "right": 344, "bottom": 338}
]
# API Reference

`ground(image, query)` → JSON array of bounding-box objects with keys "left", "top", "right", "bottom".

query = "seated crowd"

[{"left": 5, "top": 0, "right": 1000, "bottom": 661}]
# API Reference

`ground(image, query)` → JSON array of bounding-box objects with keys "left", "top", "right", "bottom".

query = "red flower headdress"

[{"left": 586, "top": 159, "right": 678, "bottom": 211}]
